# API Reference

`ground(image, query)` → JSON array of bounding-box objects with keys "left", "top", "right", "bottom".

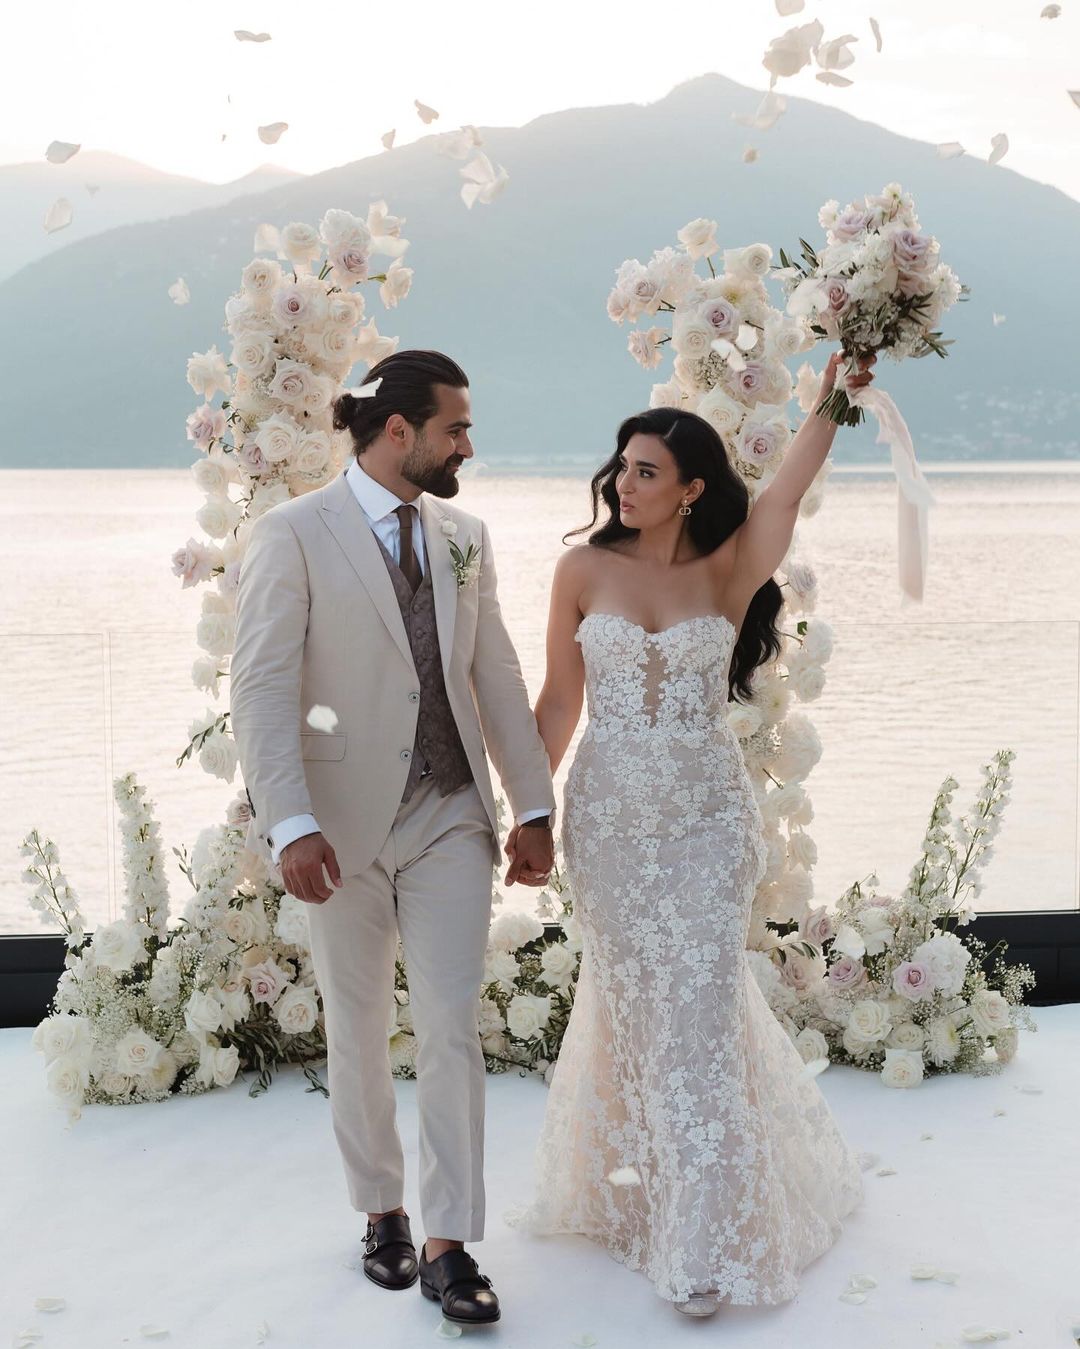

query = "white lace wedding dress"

[{"left": 505, "top": 612, "right": 865, "bottom": 1305}]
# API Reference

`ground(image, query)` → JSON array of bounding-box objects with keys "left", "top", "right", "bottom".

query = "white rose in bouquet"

[
  {"left": 319, "top": 207, "right": 372, "bottom": 252},
  {"left": 885, "top": 1020, "right": 926, "bottom": 1051},
  {"left": 191, "top": 454, "right": 231, "bottom": 498},
  {"left": 379, "top": 259, "right": 414, "bottom": 309},
  {"left": 793, "top": 1026, "right": 830, "bottom": 1064},
  {"left": 773, "top": 713, "right": 822, "bottom": 781},
  {"left": 859, "top": 905, "right": 896, "bottom": 956},
  {"left": 184, "top": 988, "right": 224, "bottom": 1037},
  {"left": 695, "top": 385, "right": 744, "bottom": 438},
  {"left": 726, "top": 702, "right": 762, "bottom": 739},
  {"left": 268, "top": 358, "right": 318, "bottom": 408},
  {"left": 92, "top": 919, "right": 147, "bottom": 973},
  {"left": 539, "top": 940, "right": 578, "bottom": 989},
  {"left": 46, "top": 1054, "right": 89, "bottom": 1109},
  {"left": 186, "top": 403, "right": 228, "bottom": 452},
  {"left": 241, "top": 257, "right": 283, "bottom": 305},
  {"left": 196, "top": 494, "right": 243, "bottom": 540},
  {"left": 274, "top": 983, "right": 320, "bottom": 1034},
  {"left": 478, "top": 998, "right": 505, "bottom": 1036},
  {"left": 677, "top": 217, "right": 719, "bottom": 260},
  {"left": 280, "top": 221, "right": 322, "bottom": 265},
  {"left": 671, "top": 311, "right": 715, "bottom": 360},
  {"left": 257, "top": 411, "right": 303, "bottom": 464},
  {"left": 489, "top": 910, "right": 544, "bottom": 952},
  {"left": 195, "top": 608, "right": 234, "bottom": 658},
  {"left": 115, "top": 1026, "right": 165, "bottom": 1076},
  {"left": 32, "top": 1014, "right": 92, "bottom": 1064},
  {"left": 970, "top": 989, "right": 1011, "bottom": 1036},
  {"left": 186, "top": 346, "right": 232, "bottom": 399},
  {"left": 880, "top": 1047, "right": 924, "bottom": 1088},
  {"left": 506, "top": 993, "right": 552, "bottom": 1041},
  {"left": 847, "top": 998, "right": 893, "bottom": 1044},
  {"left": 484, "top": 949, "right": 520, "bottom": 991},
  {"left": 800, "top": 618, "right": 835, "bottom": 664},
  {"left": 723, "top": 243, "right": 773, "bottom": 279},
  {"left": 230, "top": 330, "right": 276, "bottom": 380},
  {"left": 912, "top": 932, "right": 971, "bottom": 997}
]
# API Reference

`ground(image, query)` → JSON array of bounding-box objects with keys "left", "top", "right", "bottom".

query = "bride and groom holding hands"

[{"left": 230, "top": 345, "right": 875, "bottom": 1325}]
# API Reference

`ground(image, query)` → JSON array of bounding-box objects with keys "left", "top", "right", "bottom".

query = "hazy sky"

[{"left": 4, "top": 0, "right": 1078, "bottom": 200}]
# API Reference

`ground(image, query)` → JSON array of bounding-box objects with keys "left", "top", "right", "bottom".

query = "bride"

[{"left": 504, "top": 351, "right": 875, "bottom": 1316}]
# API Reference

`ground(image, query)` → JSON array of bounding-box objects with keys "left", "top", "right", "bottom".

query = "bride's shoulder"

[{"left": 554, "top": 542, "right": 611, "bottom": 579}]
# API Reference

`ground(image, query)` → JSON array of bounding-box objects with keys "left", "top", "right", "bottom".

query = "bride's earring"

[{"left": 678, "top": 500, "right": 692, "bottom": 517}]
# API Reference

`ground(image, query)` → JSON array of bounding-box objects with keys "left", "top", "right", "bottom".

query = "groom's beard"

[{"left": 402, "top": 432, "right": 463, "bottom": 498}]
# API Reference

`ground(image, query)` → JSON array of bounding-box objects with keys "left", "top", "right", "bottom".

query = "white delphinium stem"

[
  {"left": 113, "top": 774, "right": 171, "bottom": 941},
  {"left": 20, "top": 829, "right": 87, "bottom": 951}
]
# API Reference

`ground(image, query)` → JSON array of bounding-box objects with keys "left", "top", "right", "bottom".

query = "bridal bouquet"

[
  {"left": 778, "top": 182, "right": 967, "bottom": 427},
  {"left": 748, "top": 750, "right": 1037, "bottom": 1087},
  {"left": 24, "top": 774, "right": 327, "bottom": 1120},
  {"left": 172, "top": 204, "right": 413, "bottom": 778}
]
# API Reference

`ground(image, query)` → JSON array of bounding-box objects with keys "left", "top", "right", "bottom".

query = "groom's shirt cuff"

[
  {"left": 267, "top": 813, "right": 320, "bottom": 865},
  {"left": 516, "top": 808, "right": 555, "bottom": 827}
]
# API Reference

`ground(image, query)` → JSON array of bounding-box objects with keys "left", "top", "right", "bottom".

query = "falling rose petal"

[
  {"left": 460, "top": 151, "right": 509, "bottom": 208},
  {"left": 839, "top": 1290, "right": 866, "bottom": 1305},
  {"left": 258, "top": 122, "right": 288, "bottom": 145},
  {"left": 992, "top": 314, "right": 1007, "bottom": 327},
  {"left": 817, "top": 71, "right": 854, "bottom": 86},
  {"left": 255, "top": 1322, "right": 270, "bottom": 1344},
  {"left": 253, "top": 222, "right": 280, "bottom": 253},
  {"left": 870, "top": 17, "right": 883, "bottom": 51},
  {"left": 34, "top": 1298, "right": 66, "bottom": 1312},
  {"left": 168, "top": 278, "right": 190, "bottom": 306},
  {"left": 234, "top": 29, "right": 271, "bottom": 41},
  {"left": 44, "top": 197, "right": 73, "bottom": 233},
  {"left": 306, "top": 705, "right": 339, "bottom": 733},
  {"left": 876, "top": 1166, "right": 898, "bottom": 1176},
  {"left": 776, "top": 0, "right": 804, "bottom": 12},
  {"left": 342, "top": 377, "right": 384, "bottom": 400},
  {"left": 911, "top": 1265, "right": 938, "bottom": 1280},
  {"left": 606, "top": 1165, "right": 642, "bottom": 1186},
  {"left": 381, "top": 129, "right": 396, "bottom": 150},
  {"left": 437, "top": 125, "right": 484, "bottom": 159},
  {"left": 415, "top": 99, "right": 440, "bottom": 124},
  {"left": 816, "top": 33, "right": 859, "bottom": 69},
  {"left": 934, "top": 1270, "right": 959, "bottom": 1284},
  {"left": 571, "top": 1337, "right": 599, "bottom": 1348},
  {"left": 711, "top": 338, "right": 747, "bottom": 372},
  {"left": 743, "top": 146, "right": 759, "bottom": 163},
  {"left": 46, "top": 140, "right": 80, "bottom": 164},
  {"left": 734, "top": 89, "right": 787, "bottom": 130},
  {"left": 14, "top": 1332, "right": 44, "bottom": 1347},
  {"left": 1016, "top": 1084, "right": 1043, "bottom": 1093},
  {"left": 139, "top": 1327, "right": 171, "bottom": 1339},
  {"left": 988, "top": 133, "right": 1009, "bottom": 165},
  {"left": 1041, "top": 3, "right": 1061, "bottom": 14},
  {"left": 850, "top": 1275, "right": 878, "bottom": 1291},
  {"left": 435, "top": 1319, "right": 463, "bottom": 1339},
  {"left": 937, "top": 141, "right": 966, "bottom": 158},
  {"left": 799, "top": 1056, "right": 829, "bottom": 1079},
  {"left": 960, "top": 1326, "right": 1011, "bottom": 1343},
  {"left": 1069, "top": 91, "right": 1080, "bottom": 109}
]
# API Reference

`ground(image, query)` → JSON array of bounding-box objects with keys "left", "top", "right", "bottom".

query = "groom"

[{"left": 230, "top": 350, "right": 556, "bottom": 1327}]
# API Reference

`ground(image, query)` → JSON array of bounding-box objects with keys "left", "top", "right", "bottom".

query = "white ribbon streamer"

[{"left": 841, "top": 380, "right": 935, "bottom": 602}]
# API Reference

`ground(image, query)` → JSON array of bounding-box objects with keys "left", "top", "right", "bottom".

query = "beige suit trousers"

[{"left": 304, "top": 775, "right": 495, "bottom": 1242}]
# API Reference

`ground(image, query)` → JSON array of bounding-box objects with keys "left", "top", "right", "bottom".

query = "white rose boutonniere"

[{"left": 441, "top": 518, "right": 481, "bottom": 589}]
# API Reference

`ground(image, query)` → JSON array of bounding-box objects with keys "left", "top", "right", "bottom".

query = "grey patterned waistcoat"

[{"left": 372, "top": 532, "right": 473, "bottom": 803}]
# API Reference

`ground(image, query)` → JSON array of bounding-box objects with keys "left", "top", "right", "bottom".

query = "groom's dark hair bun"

[{"left": 332, "top": 349, "right": 469, "bottom": 454}]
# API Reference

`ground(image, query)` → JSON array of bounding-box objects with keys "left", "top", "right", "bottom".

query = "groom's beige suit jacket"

[{"left": 230, "top": 467, "right": 555, "bottom": 879}]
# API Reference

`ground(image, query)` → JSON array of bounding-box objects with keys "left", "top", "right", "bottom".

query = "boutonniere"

[{"left": 440, "top": 517, "right": 481, "bottom": 590}]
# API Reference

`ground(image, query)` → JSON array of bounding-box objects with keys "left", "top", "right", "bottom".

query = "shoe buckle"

[{"left": 365, "top": 1237, "right": 379, "bottom": 1255}]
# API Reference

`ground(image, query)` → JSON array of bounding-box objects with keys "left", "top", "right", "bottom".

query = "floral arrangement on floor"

[
  {"left": 606, "top": 219, "right": 835, "bottom": 950},
  {"left": 747, "top": 750, "right": 1037, "bottom": 1087},
  {"left": 24, "top": 774, "right": 327, "bottom": 1121}
]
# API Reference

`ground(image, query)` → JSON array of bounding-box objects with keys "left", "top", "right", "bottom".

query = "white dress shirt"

[{"left": 265, "top": 460, "right": 550, "bottom": 864}]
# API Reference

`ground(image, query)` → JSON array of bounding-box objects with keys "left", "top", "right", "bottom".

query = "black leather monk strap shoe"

[
  {"left": 361, "top": 1213, "right": 418, "bottom": 1290},
  {"left": 418, "top": 1243, "right": 501, "bottom": 1325}
]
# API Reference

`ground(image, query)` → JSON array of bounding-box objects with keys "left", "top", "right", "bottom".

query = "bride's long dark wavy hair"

[{"left": 566, "top": 406, "right": 783, "bottom": 704}]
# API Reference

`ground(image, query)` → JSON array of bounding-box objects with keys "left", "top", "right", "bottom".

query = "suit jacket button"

[
  {"left": 408, "top": 691, "right": 420, "bottom": 703},
  {"left": 400, "top": 749, "right": 411, "bottom": 761}
]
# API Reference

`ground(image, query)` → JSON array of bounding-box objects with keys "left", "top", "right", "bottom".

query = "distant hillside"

[
  {"left": 0, "top": 151, "right": 303, "bottom": 282},
  {"left": 1, "top": 76, "right": 1076, "bottom": 468}
]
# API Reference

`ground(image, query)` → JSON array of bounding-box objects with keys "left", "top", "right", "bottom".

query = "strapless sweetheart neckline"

[{"left": 578, "top": 611, "right": 736, "bottom": 642}]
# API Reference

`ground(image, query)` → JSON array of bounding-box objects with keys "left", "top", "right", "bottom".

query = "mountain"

[
  {"left": 0, "top": 151, "right": 304, "bottom": 282},
  {"left": 0, "top": 76, "right": 1076, "bottom": 468}
]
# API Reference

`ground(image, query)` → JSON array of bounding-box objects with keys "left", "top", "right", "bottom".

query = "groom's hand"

[
  {"left": 280, "top": 832, "right": 343, "bottom": 904},
  {"left": 504, "top": 824, "right": 554, "bottom": 887}
]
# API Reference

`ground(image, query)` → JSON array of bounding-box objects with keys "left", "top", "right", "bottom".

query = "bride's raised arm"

[{"left": 727, "top": 351, "right": 875, "bottom": 597}]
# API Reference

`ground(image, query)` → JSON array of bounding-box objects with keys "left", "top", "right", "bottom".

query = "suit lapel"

[
  {"left": 420, "top": 495, "right": 458, "bottom": 681},
  {"left": 318, "top": 471, "right": 415, "bottom": 671}
]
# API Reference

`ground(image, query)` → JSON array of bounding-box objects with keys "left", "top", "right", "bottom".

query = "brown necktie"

[{"left": 395, "top": 503, "right": 422, "bottom": 594}]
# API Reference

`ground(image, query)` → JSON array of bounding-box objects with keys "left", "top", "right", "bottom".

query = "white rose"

[
  {"left": 671, "top": 312, "right": 715, "bottom": 360},
  {"left": 241, "top": 257, "right": 283, "bottom": 304},
  {"left": 280, "top": 221, "right": 322, "bottom": 265},
  {"left": 247, "top": 958, "right": 290, "bottom": 1006},
  {"left": 98, "top": 1069, "right": 133, "bottom": 1097},
  {"left": 484, "top": 949, "right": 520, "bottom": 990},
  {"left": 794, "top": 1027, "right": 829, "bottom": 1064},
  {"left": 319, "top": 208, "right": 371, "bottom": 251},
  {"left": 267, "top": 358, "right": 314, "bottom": 407},
  {"left": 801, "top": 619, "right": 835, "bottom": 663},
  {"left": 379, "top": 258, "right": 413, "bottom": 309},
  {"left": 885, "top": 1020, "right": 926, "bottom": 1051},
  {"left": 506, "top": 993, "right": 552, "bottom": 1041},
  {"left": 184, "top": 988, "right": 224, "bottom": 1036},
  {"left": 221, "top": 986, "right": 251, "bottom": 1030},
  {"left": 92, "top": 919, "right": 147, "bottom": 974},
  {"left": 231, "top": 332, "right": 275, "bottom": 382},
  {"left": 539, "top": 941, "right": 578, "bottom": 989},
  {"left": 145, "top": 1048, "right": 179, "bottom": 1093},
  {"left": 46, "top": 1053, "right": 89, "bottom": 1107},
  {"left": 790, "top": 663, "right": 826, "bottom": 701},
  {"left": 274, "top": 983, "right": 320, "bottom": 1035},
  {"left": 115, "top": 1027, "right": 165, "bottom": 1076},
  {"left": 293, "top": 431, "right": 332, "bottom": 477},
  {"left": 196, "top": 494, "right": 243, "bottom": 540},
  {"left": 695, "top": 386, "right": 744, "bottom": 439},
  {"left": 191, "top": 455, "right": 230, "bottom": 498},
  {"left": 489, "top": 910, "right": 545, "bottom": 952},
  {"left": 736, "top": 416, "right": 789, "bottom": 468},
  {"left": 257, "top": 412, "right": 303, "bottom": 464},
  {"left": 727, "top": 702, "right": 762, "bottom": 739},
  {"left": 723, "top": 243, "right": 773, "bottom": 279},
  {"left": 880, "top": 1047, "right": 924, "bottom": 1088},
  {"left": 788, "top": 831, "right": 819, "bottom": 870},
  {"left": 676, "top": 217, "right": 719, "bottom": 260},
  {"left": 32, "top": 1013, "right": 92, "bottom": 1064},
  {"left": 847, "top": 998, "right": 893, "bottom": 1044},
  {"left": 196, "top": 609, "right": 234, "bottom": 658},
  {"left": 187, "top": 345, "right": 232, "bottom": 399},
  {"left": 477, "top": 997, "right": 505, "bottom": 1037},
  {"left": 200, "top": 1043, "right": 241, "bottom": 1088},
  {"left": 912, "top": 932, "right": 971, "bottom": 997},
  {"left": 327, "top": 292, "right": 366, "bottom": 327},
  {"left": 777, "top": 946, "right": 825, "bottom": 992},
  {"left": 970, "top": 989, "right": 1011, "bottom": 1036}
]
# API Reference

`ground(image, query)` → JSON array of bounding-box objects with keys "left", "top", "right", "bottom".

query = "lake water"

[{"left": 1, "top": 464, "right": 1078, "bottom": 934}]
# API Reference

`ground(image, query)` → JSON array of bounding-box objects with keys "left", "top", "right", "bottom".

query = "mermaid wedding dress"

[{"left": 505, "top": 611, "right": 865, "bottom": 1305}]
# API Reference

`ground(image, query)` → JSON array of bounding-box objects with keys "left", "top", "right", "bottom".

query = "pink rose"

[
  {"left": 330, "top": 247, "right": 370, "bottom": 283},
  {"left": 827, "top": 955, "right": 867, "bottom": 991},
  {"left": 186, "top": 403, "right": 227, "bottom": 451},
  {"left": 892, "top": 229, "right": 932, "bottom": 269},
  {"left": 171, "top": 537, "right": 220, "bottom": 588},
  {"left": 823, "top": 278, "right": 851, "bottom": 315},
  {"left": 235, "top": 440, "right": 269, "bottom": 478},
  {"left": 800, "top": 904, "right": 834, "bottom": 947},
  {"left": 246, "top": 958, "right": 289, "bottom": 1006},
  {"left": 832, "top": 208, "right": 873, "bottom": 242},
  {"left": 702, "top": 299, "right": 738, "bottom": 336},
  {"left": 734, "top": 362, "right": 769, "bottom": 399},
  {"left": 892, "top": 960, "right": 934, "bottom": 1002}
]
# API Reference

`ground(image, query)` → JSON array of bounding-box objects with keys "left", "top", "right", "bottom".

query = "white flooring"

[{"left": 2, "top": 1005, "right": 1079, "bottom": 1349}]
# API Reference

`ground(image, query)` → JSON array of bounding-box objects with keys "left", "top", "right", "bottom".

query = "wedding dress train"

[{"left": 506, "top": 612, "right": 864, "bottom": 1305}]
